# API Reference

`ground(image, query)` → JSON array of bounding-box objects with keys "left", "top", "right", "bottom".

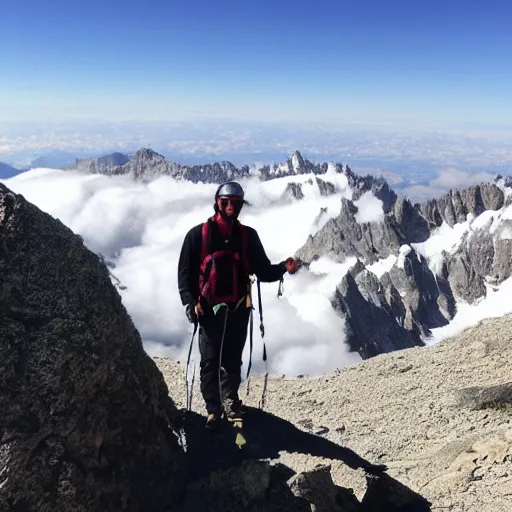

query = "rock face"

[
  {"left": 352, "top": 175, "right": 397, "bottom": 215},
  {"left": 74, "top": 152, "right": 130, "bottom": 174},
  {"left": 381, "top": 246, "right": 455, "bottom": 336},
  {"left": 419, "top": 184, "right": 504, "bottom": 228},
  {"left": 281, "top": 182, "right": 305, "bottom": 201},
  {"left": 316, "top": 177, "right": 338, "bottom": 196},
  {"left": 0, "top": 184, "right": 185, "bottom": 512},
  {"left": 392, "top": 198, "right": 430, "bottom": 243},
  {"left": 296, "top": 198, "right": 406, "bottom": 265},
  {"left": 332, "top": 261, "right": 424, "bottom": 358},
  {"left": 446, "top": 215, "right": 512, "bottom": 304},
  {"left": 294, "top": 175, "right": 512, "bottom": 357}
]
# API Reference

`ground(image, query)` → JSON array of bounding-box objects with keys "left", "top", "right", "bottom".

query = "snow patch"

[
  {"left": 367, "top": 254, "right": 397, "bottom": 278},
  {"left": 396, "top": 245, "right": 412, "bottom": 269},
  {"left": 500, "top": 225, "right": 512, "bottom": 240},
  {"left": 427, "top": 277, "right": 512, "bottom": 345},
  {"left": 412, "top": 220, "right": 469, "bottom": 275}
]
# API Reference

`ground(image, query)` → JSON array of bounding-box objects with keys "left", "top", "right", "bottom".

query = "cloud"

[
  {"left": 430, "top": 168, "right": 496, "bottom": 189},
  {"left": 401, "top": 168, "right": 499, "bottom": 203},
  {"left": 2, "top": 168, "right": 363, "bottom": 378},
  {"left": 353, "top": 191, "right": 384, "bottom": 223}
]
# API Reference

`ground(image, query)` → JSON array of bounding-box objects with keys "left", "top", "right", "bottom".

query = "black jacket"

[{"left": 178, "top": 219, "right": 286, "bottom": 307}]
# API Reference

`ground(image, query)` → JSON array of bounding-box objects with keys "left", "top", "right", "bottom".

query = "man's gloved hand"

[
  {"left": 186, "top": 302, "right": 204, "bottom": 323},
  {"left": 185, "top": 303, "right": 198, "bottom": 324},
  {"left": 285, "top": 257, "right": 299, "bottom": 274}
]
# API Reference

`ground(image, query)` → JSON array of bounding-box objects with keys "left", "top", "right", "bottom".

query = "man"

[{"left": 178, "top": 181, "right": 298, "bottom": 428}]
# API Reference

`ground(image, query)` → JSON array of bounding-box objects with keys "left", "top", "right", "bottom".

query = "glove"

[
  {"left": 185, "top": 303, "right": 198, "bottom": 324},
  {"left": 285, "top": 257, "right": 299, "bottom": 274}
]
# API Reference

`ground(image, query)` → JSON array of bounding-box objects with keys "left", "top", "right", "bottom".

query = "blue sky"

[{"left": 1, "top": 0, "right": 512, "bottom": 125}]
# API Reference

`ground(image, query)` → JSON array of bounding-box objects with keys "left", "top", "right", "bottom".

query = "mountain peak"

[
  {"left": 132, "top": 148, "right": 166, "bottom": 161},
  {"left": 289, "top": 150, "right": 306, "bottom": 172}
]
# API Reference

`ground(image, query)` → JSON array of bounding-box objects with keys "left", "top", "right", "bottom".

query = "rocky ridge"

[
  {"left": 71, "top": 147, "right": 392, "bottom": 196},
  {"left": 294, "top": 179, "right": 510, "bottom": 359}
]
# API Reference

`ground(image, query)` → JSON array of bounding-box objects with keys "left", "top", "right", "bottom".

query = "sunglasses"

[{"left": 219, "top": 197, "right": 243, "bottom": 208}]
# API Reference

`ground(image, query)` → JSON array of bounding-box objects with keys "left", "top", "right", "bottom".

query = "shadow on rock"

[{"left": 176, "top": 406, "right": 432, "bottom": 511}]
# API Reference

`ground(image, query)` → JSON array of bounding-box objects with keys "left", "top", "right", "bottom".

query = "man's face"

[{"left": 217, "top": 195, "right": 243, "bottom": 218}]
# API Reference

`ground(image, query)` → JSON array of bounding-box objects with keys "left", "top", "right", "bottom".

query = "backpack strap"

[
  {"left": 201, "top": 218, "right": 214, "bottom": 262},
  {"left": 239, "top": 223, "right": 251, "bottom": 275}
]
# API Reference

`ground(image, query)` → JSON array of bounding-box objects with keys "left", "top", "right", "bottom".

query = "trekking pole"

[
  {"left": 185, "top": 321, "right": 199, "bottom": 411},
  {"left": 245, "top": 304, "right": 254, "bottom": 397},
  {"left": 255, "top": 279, "right": 270, "bottom": 410},
  {"left": 217, "top": 306, "right": 229, "bottom": 415}
]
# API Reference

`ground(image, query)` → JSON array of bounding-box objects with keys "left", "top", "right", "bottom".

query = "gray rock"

[
  {"left": 74, "top": 152, "right": 129, "bottom": 173},
  {"left": 468, "top": 222, "right": 495, "bottom": 279},
  {"left": 419, "top": 198, "right": 443, "bottom": 228},
  {"left": 177, "top": 460, "right": 271, "bottom": 512},
  {"left": 332, "top": 262, "right": 424, "bottom": 359},
  {"left": 282, "top": 182, "right": 305, "bottom": 201},
  {"left": 419, "top": 184, "right": 504, "bottom": 229},
  {"left": 352, "top": 176, "right": 397, "bottom": 214},
  {"left": 480, "top": 183, "right": 505, "bottom": 210},
  {"left": 447, "top": 251, "right": 487, "bottom": 304},
  {"left": 296, "top": 198, "right": 404, "bottom": 266},
  {"left": 316, "top": 177, "right": 338, "bottom": 196},
  {"left": 392, "top": 198, "right": 430, "bottom": 243},
  {"left": 446, "top": 218, "right": 497, "bottom": 303},
  {"left": 0, "top": 184, "right": 184, "bottom": 512},
  {"left": 382, "top": 247, "right": 454, "bottom": 336},
  {"left": 492, "top": 222, "right": 512, "bottom": 283},
  {"left": 287, "top": 464, "right": 360, "bottom": 512},
  {"left": 455, "top": 382, "right": 512, "bottom": 411}
]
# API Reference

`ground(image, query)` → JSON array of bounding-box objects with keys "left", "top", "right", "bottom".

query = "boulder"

[{"left": 0, "top": 184, "right": 185, "bottom": 512}]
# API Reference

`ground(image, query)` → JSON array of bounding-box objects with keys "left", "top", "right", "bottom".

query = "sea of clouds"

[
  {"left": 2, "top": 167, "right": 364, "bottom": 377},
  {"left": 4, "top": 167, "right": 512, "bottom": 378}
]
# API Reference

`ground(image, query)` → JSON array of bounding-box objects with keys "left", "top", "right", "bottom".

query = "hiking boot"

[
  {"left": 223, "top": 398, "right": 244, "bottom": 420},
  {"left": 205, "top": 411, "right": 222, "bottom": 430}
]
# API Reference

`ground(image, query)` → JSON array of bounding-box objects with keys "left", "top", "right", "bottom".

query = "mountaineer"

[{"left": 178, "top": 181, "right": 298, "bottom": 428}]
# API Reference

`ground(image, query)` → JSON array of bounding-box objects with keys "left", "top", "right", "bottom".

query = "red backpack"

[{"left": 198, "top": 218, "right": 251, "bottom": 306}]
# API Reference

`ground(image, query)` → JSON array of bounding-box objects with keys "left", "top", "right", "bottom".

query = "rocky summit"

[
  {"left": 157, "top": 313, "right": 512, "bottom": 512},
  {"left": 0, "top": 183, "right": 184, "bottom": 512}
]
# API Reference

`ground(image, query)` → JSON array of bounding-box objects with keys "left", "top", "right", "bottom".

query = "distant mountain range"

[
  {"left": 0, "top": 162, "right": 20, "bottom": 179},
  {"left": 69, "top": 147, "right": 512, "bottom": 359},
  {"left": 71, "top": 147, "right": 370, "bottom": 185},
  {"left": 4, "top": 145, "right": 512, "bottom": 361}
]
